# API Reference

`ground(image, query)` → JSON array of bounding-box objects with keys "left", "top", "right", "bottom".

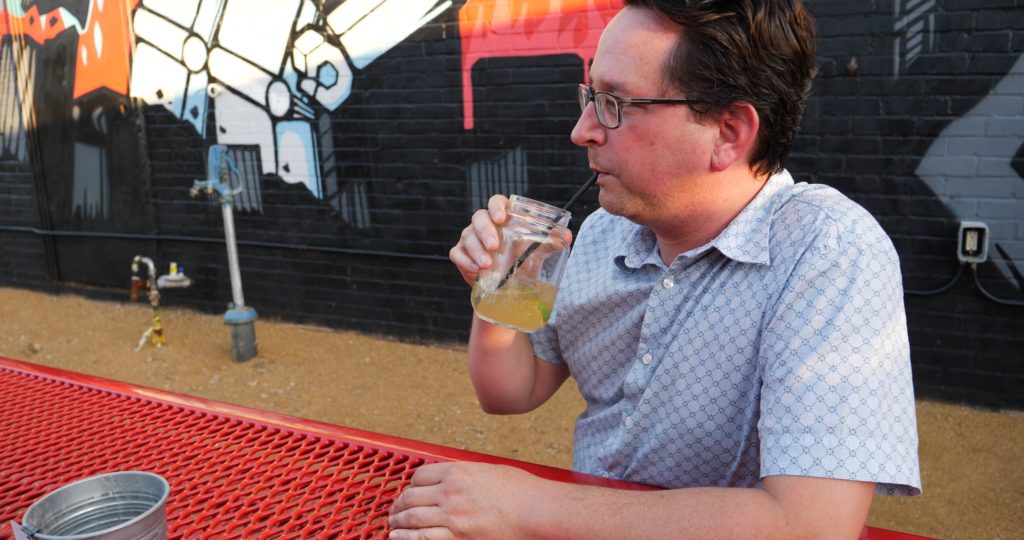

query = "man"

[{"left": 390, "top": 0, "right": 921, "bottom": 538}]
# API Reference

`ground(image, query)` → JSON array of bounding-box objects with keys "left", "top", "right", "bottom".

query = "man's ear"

[{"left": 710, "top": 102, "right": 759, "bottom": 173}]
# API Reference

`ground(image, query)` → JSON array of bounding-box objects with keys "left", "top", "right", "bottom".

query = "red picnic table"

[{"left": 0, "top": 356, "right": 932, "bottom": 539}]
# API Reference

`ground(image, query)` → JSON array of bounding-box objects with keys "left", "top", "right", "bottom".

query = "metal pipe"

[
  {"left": 131, "top": 255, "right": 156, "bottom": 284},
  {"left": 189, "top": 145, "right": 260, "bottom": 362},
  {"left": 221, "top": 203, "right": 245, "bottom": 308}
]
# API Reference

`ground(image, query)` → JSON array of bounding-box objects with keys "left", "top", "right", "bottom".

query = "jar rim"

[{"left": 509, "top": 195, "right": 571, "bottom": 227}]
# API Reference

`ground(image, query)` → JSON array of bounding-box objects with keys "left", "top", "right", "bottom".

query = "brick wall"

[
  {"left": 1, "top": 1, "right": 1021, "bottom": 408},
  {"left": 0, "top": 137, "right": 49, "bottom": 286}
]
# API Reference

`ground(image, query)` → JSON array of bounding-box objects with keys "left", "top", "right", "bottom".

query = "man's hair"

[{"left": 624, "top": 0, "right": 817, "bottom": 177}]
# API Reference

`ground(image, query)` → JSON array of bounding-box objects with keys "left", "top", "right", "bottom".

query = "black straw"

[
  {"left": 495, "top": 172, "right": 599, "bottom": 289},
  {"left": 560, "top": 171, "right": 600, "bottom": 212}
]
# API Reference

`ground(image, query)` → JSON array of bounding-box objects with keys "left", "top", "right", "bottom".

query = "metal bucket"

[{"left": 17, "top": 471, "right": 169, "bottom": 540}]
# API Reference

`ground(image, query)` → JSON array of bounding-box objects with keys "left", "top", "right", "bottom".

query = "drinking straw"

[{"left": 495, "top": 171, "right": 600, "bottom": 289}]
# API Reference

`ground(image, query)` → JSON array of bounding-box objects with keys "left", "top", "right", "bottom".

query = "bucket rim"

[{"left": 21, "top": 471, "right": 170, "bottom": 540}]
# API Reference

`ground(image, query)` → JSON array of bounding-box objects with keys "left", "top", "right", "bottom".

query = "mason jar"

[{"left": 471, "top": 195, "right": 571, "bottom": 333}]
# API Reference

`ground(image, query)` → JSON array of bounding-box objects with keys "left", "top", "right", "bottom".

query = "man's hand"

[
  {"left": 387, "top": 462, "right": 876, "bottom": 540},
  {"left": 449, "top": 195, "right": 510, "bottom": 286},
  {"left": 388, "top": 462, "right": 536, "bottom": 539}
]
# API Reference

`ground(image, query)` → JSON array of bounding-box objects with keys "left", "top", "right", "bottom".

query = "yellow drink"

[{"left": 471, "top": 279, "right": 558, "bottom": 333}]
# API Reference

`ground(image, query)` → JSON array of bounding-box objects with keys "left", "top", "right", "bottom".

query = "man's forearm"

[
  {"left": 388, "top": 462, "right": 873, "bottom": 539},
  {"left": 517, "top": 475, "right": 873, "bottom": 540},
  {"left": 467, "top": 316, "right": 562, "bottom": 414},
  {"left": 522, "top": 483, "right": 787, "bottom": 540}
]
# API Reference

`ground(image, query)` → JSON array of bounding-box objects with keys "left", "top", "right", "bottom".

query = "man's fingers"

[
  {"left": 471, "top": 210, "right": 501, "bottom": 252},
  {"left": 451, "top": 233, "right": 481, "bottom": 269},
  {"left": 388, "top": 505, "right": 448, "bottom": 532},
  {"left": 391, "top": 484, "right": 441, "bottom": 515},
  {"left": 388, "top": 526, "right": 456, "bottom": 540},
  {"left": 487, "top": 195, "right": 509, "bottom": 226},
  {"left": 408, "top": 462, "right": 454, "bottom": 487},
  {"left": 450, "top": 198, "right": 508, "bottom": 288},
  {"left": 449, "top": 246, "right": 479, "bottom": 284},
  {"left": 459, "top": 221, "right": 493, "bottom": 267}
]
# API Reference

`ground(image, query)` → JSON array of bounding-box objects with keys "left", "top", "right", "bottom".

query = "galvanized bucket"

[{"left": 15, "top": 471, "right": 169, "bottom": 540}]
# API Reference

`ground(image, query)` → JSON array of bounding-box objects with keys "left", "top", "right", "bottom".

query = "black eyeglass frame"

[{"left": 577, "top": 84, "right": 707, "bottom": 129}]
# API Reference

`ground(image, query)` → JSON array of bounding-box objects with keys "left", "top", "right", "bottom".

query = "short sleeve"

[
  {"left": 530, "top": 299, "right": 564, "bottom": 365},
  {"left": 758, "top": 210, "right": 921, "bottom": 496}
]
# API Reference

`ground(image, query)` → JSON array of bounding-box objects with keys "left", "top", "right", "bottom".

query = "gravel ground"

[{"left": 1, "top": 286, "right": 1021, "bottom": 539}]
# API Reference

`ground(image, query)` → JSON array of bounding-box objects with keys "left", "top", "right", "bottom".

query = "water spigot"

[
  {"left": 130, "top": 256, "right": 157, "bottom": 304},
  {"left": 191, "top": 145, "right": 243, "bottom": 205}
]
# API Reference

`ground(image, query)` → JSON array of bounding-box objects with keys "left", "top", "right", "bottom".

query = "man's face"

[{"left": 571, "top": 7, "right": 719, "bottom": 229}]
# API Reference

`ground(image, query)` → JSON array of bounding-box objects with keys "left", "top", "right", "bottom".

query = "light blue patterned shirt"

[{"left": 530, "top": 170, "right": 921, "bottom": 496}]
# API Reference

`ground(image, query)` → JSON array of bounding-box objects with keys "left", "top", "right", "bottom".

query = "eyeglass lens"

[{"left": 578, "top": 86, "right": 620, "bottom": 128}]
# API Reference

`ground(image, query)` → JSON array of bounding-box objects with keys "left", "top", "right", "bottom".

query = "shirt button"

[
  {"left": 624, "top": 416, "right": 634, "bottom": 428},
  {"left": 641, "top": 353, "right": 652, "bottom": 365},
  {"left": 662, "top": 277, "right": 674, "bottom": 289}
]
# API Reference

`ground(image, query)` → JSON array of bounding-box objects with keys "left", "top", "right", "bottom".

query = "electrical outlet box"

[{"left": 957, "top": 221, "right": 988, "bottom": 263}]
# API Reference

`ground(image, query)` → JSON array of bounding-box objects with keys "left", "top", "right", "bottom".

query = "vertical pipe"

[{"left": 221, "top": 202, "right": 245, "bottom": 308}]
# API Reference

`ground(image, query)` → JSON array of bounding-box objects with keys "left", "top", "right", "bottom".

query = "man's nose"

[{"left": 570, "top": 102, "right": 606, "bottom": 147}]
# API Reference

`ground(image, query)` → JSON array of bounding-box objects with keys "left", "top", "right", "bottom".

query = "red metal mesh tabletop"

[
  {"left": 0, "top": 357, "right": 644, "bottom": 539},
  {"left": 1, "top": 365, "right": 409, "bottom": 538},
  {"left": 0, "top": 357, "right": 933, "bottom": 540}
]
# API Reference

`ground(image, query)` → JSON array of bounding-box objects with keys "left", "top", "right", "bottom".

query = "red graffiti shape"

[{"left": 459, "top": 0, "right": 623, "bottom": 130}]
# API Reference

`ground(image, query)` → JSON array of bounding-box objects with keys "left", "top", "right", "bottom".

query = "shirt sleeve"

[
  {"left": 757, "top": 209, "right": 921, "bottom": 496},
  {"left": 530, "top": 286, "right": 565, "bottom": 365}
]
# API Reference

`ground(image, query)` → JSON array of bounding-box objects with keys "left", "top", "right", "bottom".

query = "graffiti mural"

[
  {"left": 3, "top": 0, "right": 617, "bottom": 224},
  {"left": 129, "top": 0, "right": 452, "bottom": 218},
  {"left": 893, "top": 0, "right": 936, "bottom": 78},
  {"left": 915, "top": 52, "right": 1024, "bottom": 290},
  {"left": 459, "top": 0, "right": 620, "bottom": 130},
  {"left": 459, "top": 0, "right": 620, "bottom": 211},
  {"left": 1, "top": 0, "right": 135, "bottom": 96},
  {"left": 128, "top": 0, "right": 619, "bottom": 223}
]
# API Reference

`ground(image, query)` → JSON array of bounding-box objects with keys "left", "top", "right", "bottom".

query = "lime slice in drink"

[{"left": 536, "top": 301, "right": 552, "bottom": 323}]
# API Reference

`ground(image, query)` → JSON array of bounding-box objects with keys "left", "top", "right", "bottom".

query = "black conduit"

[
  {"left": 904, "top": 260, "right": 1024, "bottom": 307},
  {"left": 0, "top": 225, "right": 449, "bottom": 262}
]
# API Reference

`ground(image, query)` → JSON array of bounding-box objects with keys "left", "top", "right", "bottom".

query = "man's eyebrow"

[{"left": 590, "top": 77, "right": 626, "bottom": 93}]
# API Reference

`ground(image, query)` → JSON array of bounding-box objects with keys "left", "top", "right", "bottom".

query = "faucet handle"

[{"left": 190, "top": 180, "right": 210, "bottom": 198}]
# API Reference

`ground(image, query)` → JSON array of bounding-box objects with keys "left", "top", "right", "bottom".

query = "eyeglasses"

[{"left": 577, "top": 84, "right": 706, "bottom": 129}]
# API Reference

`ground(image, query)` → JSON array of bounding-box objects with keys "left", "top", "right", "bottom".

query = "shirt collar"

[
  {"left": 620, "top": 226, "right": 661, "bottom": 269},
  {"left": 615, "top": 169, "right": 794, "bottom": 269},
  {"left": 710, "top": 169, "right": 792, "bottom": 265}
]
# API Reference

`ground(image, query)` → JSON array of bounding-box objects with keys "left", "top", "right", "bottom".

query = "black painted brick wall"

[{"left": 0, "top": 155, "right": 48, "bottom": 287}]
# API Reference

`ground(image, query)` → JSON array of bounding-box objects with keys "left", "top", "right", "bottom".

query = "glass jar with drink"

[{"left": 471, "top": 195, "right": 571, "bottom": 333}]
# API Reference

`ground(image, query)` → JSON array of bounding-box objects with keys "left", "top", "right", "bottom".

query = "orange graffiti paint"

[
  {"left": 1, "top": 0, "right": 139, "bottom": 99},
  {"left": 72, "top": 0, "right": 139, "bottom": 98},
  {"left": 0, "top": 5, "right": 72, "bottom": 44},
  {"left": 458, "top": 0, "right": 623, "bottom": 130}
]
